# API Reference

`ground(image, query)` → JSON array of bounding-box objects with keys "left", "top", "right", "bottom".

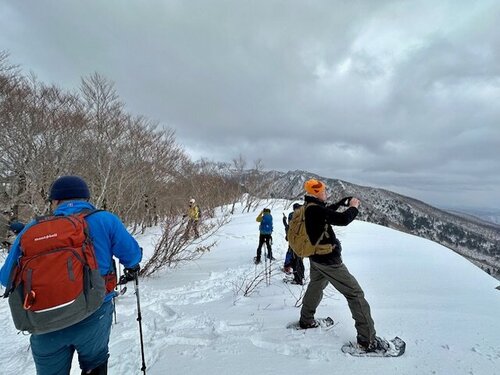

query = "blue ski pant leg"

[
  {"left": 75, "top": 301, "right": 113, "bottom": 372},
  {"left": 30, "top": 337, "right": 74, "bottom": 375},
  {"left": 30, "top": 301, "right": 113, "bottom": 375},
  {"left": 284, "top": 248, "right": 294, "bottom": 268}
]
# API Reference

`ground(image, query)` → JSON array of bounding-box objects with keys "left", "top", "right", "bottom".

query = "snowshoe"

[
  {"left": 342, "top": 336, "right": 406, "bottom": 357},
  {"left": 283, "top": 277, "right": 303, "bottom": 285},
  {"left": 286, "top": 317, "right": 334, "bottom": 330}
]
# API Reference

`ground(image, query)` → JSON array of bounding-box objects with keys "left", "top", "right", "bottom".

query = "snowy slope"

[{"left": 1, "top": 199, "right": 499, "bottom": 375}]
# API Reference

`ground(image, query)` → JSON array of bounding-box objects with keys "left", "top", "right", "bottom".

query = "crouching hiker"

[{"left": 0, "top": 175, "right": 143, "bottom": 375}]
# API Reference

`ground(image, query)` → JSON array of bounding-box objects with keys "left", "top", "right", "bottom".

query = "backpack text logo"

[{"left": 34, "top": 233, "right": 58, "bottom": 242}]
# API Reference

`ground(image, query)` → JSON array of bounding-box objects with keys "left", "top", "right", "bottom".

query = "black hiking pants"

[
  {"left": 291, "top": 253, "right": 305, "bottom": 284},
  {"left": 256, "top": 234, "right": 272, "bottom": 259}
]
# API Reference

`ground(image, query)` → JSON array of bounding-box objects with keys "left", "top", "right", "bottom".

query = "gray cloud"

[{"left": 1, "top": 0, "right": 499, "bottom": 209}]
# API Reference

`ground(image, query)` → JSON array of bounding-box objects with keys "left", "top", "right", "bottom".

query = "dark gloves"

[
  {"left": 119, "top": 264, "right": 140, "bottom": 284},
  {"left": 336, "top": 196, "right": 353, "bottom": 207}
]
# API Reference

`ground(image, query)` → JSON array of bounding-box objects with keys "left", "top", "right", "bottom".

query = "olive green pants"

[{"left": 300, "top": 260, "right": 376, "bottom": 343}]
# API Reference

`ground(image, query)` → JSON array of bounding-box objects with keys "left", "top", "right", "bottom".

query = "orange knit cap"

[{"left": 304, "top": 179, "right": 326, "bottom": 196}]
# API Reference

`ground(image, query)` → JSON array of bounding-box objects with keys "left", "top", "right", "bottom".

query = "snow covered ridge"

[
  {"left": 447, "top": 207, "right": 500, "bottom": 226},
  {"left": 251, "top": 170, "right": 500, "bottom": 280},
  {"left": 2, "top": 200, "right": 499, "bottom": 374}
]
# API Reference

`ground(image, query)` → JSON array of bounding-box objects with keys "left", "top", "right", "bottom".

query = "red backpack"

[{"left": 7, "top": 212, "right": 107, "bottom": 334}]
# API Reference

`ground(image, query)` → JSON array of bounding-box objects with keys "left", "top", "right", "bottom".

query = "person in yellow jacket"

[{"left": 183, "top": 198, "right": 200, "bottom": 239}]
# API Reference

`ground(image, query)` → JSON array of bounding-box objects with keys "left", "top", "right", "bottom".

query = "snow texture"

[{"left": 1, "top": 199, "right": 499, "bottom": 374}]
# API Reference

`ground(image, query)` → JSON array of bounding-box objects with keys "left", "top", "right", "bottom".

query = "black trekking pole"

[
  {"left": 269, "top": 236, "right": 273, "bottom": 285},
  {"left": 264, "top": 248, "right": 269, "bottom": 286},
  {"left": 113, "top": 261, "right": 120, "bottom": 324},
  {"left": 133, "top": 273, "right": 147, "bottom": 375},
  {"left": 112, "top": 298, "right": 117, "bottom": 325}
]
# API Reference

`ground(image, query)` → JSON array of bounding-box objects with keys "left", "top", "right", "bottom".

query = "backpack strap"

[
  {"left": 304, "top": 203, "right": 332, "bottom": 250},
  {"left": 80, "top": 209, "right": 104, "bottom": 218},
  {"left": 75, "top": 209, "right": 104, "bottom": 236},
  {"left": 79, "top": 209, "right": 117, "bottom": 293}
]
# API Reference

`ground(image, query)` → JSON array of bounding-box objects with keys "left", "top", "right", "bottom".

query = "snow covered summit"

[{"left": 1, "top": 199, "right": 499, "bottom": 374}]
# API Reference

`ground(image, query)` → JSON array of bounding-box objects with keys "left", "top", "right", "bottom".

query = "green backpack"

[{"left": 287, "top": 203, "right": 333, "bottom": 257}]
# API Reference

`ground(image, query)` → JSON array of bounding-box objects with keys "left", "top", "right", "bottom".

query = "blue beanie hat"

[{"left": 49, "top": 175, "right": 90, "bottom": 201}]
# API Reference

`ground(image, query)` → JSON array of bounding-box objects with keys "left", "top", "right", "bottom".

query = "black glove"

[
  {"left": 336, "top": 196, "right": 353, "bottom": 207},
  {"left": 119, "top": 264, "right": 140, "bottom": 284}
]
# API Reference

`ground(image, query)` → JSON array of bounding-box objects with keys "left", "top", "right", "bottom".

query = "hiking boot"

[
  {"left": 299, "top": 320, "right": 319, "bottom": 329},
  {"left": 291, "top": 280, "right": 303, "bottom": 285},
  {"left": 254, "top": 257, "right": 261, "bottom": 264},
  {"left": 266, "top": 255, "right": 276, "bottom": 261},
  {"left": 283, "top": 267, "right": 293, "bottom": 274},
  {"left": 357, "top": 336, "right": 389, "bottom": 353},
  {"left": 82, "top": 360, "right": 108, "bottom": 374}
]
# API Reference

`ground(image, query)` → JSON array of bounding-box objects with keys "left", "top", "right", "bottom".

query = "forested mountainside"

[{"left": 257, "top": 170, "right": 500, "bottom": 280}]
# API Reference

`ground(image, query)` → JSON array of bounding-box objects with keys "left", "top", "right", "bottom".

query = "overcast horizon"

[{"left": 1, "top": 0, "right": 499, "bottom": 211}]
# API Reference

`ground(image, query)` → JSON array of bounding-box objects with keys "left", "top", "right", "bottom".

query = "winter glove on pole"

[{"left": 119, "top": 264, "right": 140, "bottom": 285}]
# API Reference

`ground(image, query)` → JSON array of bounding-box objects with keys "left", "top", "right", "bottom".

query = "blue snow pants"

[{"left": 30, "top": 301, "right": 113, "bottom": 375}]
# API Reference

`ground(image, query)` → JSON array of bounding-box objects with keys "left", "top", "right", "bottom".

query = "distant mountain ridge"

[
  {"left": 255, "top": 170, "right": 500, "bottom": 280},
  {"left": 444, "top": 207, "right": 500, "bottom": 226}
]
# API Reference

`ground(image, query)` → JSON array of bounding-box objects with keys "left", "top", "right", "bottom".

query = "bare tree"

[
  {"left": 0, "top": 71, "right": 84, "bottom": 218},
  {"left": 79, "top": 73, "right": 128, "bottom": 209},
  {"left": 140, "top": 208, "right": 230, "bottom": 276},
  {"left": 0, "top": 55, "right": 242, "bottom": 279},
  {"left": 242, "top": 158, "right": 271, "bottom": 213},
  {"left": 230, "top": 154, "right": 246, "bottom": 214},
  {"left": 230, "top": 262, "right": 282, "bottom": 300}
]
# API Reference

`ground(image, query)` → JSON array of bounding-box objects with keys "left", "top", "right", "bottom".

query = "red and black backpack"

[{"left": 6, "top": 211, "right": 109, "bottom": 334}]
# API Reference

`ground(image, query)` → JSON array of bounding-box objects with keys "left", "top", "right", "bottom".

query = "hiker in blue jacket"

[
  {"left": 0, "top": 175, "right": 142, "bottom": 375},
  {"left": 254, "top": 208, "right": 274, "bottom": 264}
]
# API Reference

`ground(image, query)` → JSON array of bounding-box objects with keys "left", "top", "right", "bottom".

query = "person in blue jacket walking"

[
  {"left": 254, "top": 208, "right": 274, "bottom": 264},
  {"left": 0, "top": 175, "right": 142, "bottom": 375}
]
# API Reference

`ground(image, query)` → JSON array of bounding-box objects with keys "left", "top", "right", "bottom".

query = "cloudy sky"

[{"left": 1, "top": 0, "right": 499, "bottom": 210}]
